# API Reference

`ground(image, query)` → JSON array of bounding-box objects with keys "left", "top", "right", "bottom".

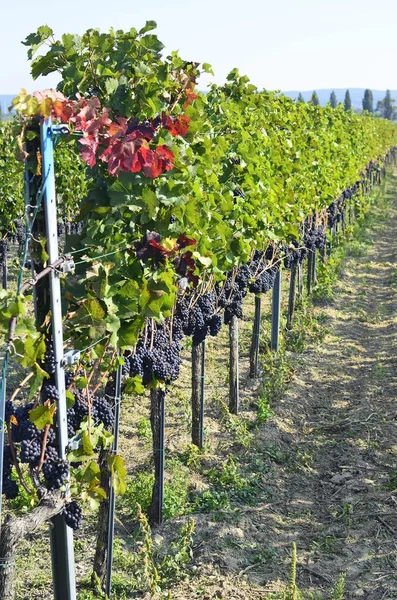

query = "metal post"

[
  {"left": 191, "top": 343, "right": 203, "bottom": 447},
  {"left": 158, "top": 391, "right": 165, "bottom": 524},
  {"left": 229, "top": 316, "right": 239, "bottom": 414},
  {"left": 41, "top": 118, "right": 76, "bottom": 600},
  {"left": 250, "top": 296, "right": 261, "bottom": 378},
  {"left": 341, "top": 209, "right": 346, "bottom": 232},
  {"left": 251, "top": 296, "right": 261, "bottom": 378},
  {"left": 0, "top": 368, "right": 6, "bottom": 533},
  {"left": 311, "top": 249, "right": 317, "bottom": 286},
  {"left": 286, "top": 264, "right": 297, "bottom": 330},
  {"left": 307, "top": 251, "right": 313, "bottom": 295},
  {"left": 271, "top": 270, "right": 281, "bottom": 351},
  {"left": 105, "top": 363, "right": 123, "bottom": 599},
  {"left": 297, "top": 263, "right": 303, "bottom": 296},
  {"left": 199, "top": 341, "right": 205, "bottom": 448}
]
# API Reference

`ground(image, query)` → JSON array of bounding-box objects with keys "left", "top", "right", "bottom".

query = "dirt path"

[{"left": 168, "top": 174, "right": 397, "bottom": 599}]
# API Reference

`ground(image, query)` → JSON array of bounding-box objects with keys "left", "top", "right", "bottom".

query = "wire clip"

[
  {"left": 60, "top": 256, "right": 75, "bottom": 274},
  {"left": 50, "top": 125, "right": 70, "bottom": 136},
  {"left": 62, "top": 349, "right": 81, "bottom": 367}
]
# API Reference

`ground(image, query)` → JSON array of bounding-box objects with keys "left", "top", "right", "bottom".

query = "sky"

[{"left": 1, "top": 0, "right": 397, "bottom": 94}]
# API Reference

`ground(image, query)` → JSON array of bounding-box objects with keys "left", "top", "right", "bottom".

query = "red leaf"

[
  {"left": 142, "top": 145, "right": 174, "bottom": 178},
  {"left": 183, "top": 88, "right": 198, "bottom": 110},
  {"left": 52, "top": 99, "right": 73, "bottom": 122},
  {"left": 78, "top": 136, "right": 98, "bottom": 168},
  {"left": 162, "top": 114, "right": 190, "bottom": 137},
  {"left": 177, "top": 234, "right": 197, "bottom": 249}
]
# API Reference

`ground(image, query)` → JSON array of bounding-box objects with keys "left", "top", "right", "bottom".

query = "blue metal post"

[{"left": 41, "top": 118, "right": 76, "bottom": 600}]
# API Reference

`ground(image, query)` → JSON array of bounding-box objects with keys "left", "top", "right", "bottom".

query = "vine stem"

[
  {"left": 9, "top": 372, "right": 34, "bottom": 402},
  {"left": 37, "top": 424, "right": 51, "bottom": 472}
]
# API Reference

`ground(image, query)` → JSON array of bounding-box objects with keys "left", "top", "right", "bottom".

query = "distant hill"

[{"left": 282, "top": 88, "right": 397, "bottom": 110}]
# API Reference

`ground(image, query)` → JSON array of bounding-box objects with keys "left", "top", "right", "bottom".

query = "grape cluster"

[
  {"left": 43, "top": 342, "right": 56, "bottom": 376},
  {"left": 13, "top": 220, "right": 26, "bottom": 251},
  {"left": 174, "top": 293, "right": 222, "bottom": 345},
  {"left": 57, "top": 221, "right": 66, "bottom": 236},
  {"left": 20, "top": 439, "right": 41, "bottom": 465},
  {"left": 92, "top": 397, "right": 114, "bottom": 429},
  {"left": 327, "top": 200, "right": 342, "bottom": 228},
  {"left": 303, "top": 223, "right": 326, "bottom": 253},
  {"left": 0, "top": 239, "right": 8, "bottom": 278},
  {"left": 327, "top": 182, "right": 358, "bottom": 229},
  {"left": 66, "top": 392, "right": 88, "bottom": 435},
  {"left": 65, "top": 221, "right": 83, "bottom": 235},
  {"left": 3, "top": 478, "right": 19, "bottom": 499},
  {"left": 247, "top": 250, "right": 278, "bottom": 295},
  {"left": 62, "top": 500, "right": 83, "bottom": 530},
  {"left": 45, "top": 445, "right": 59, "bottom": 461},
  {"left": 65, "top": 381, "right": 115, "bottom": 435},
  {"left": 128, "top": 324, "right": 182, "bottom": 384},
  {"left": 43, "top": 458, "right": 69, "bottom": 489},
  {"left": 11, "top": 403, "right": 37, "bottom": 442},
  {"left": 41, "top": 383, "right": 60, "bottom": 403},
  {"left": 283, "top": 240, "right": 307, "bottom": 269},
  {"left": 209, "top": 314, "right": 222, "bottom": 336},
  {"left": 2, "top": 445, "right": 18, "bottom": 499},
  {"left": 216, "top": 265, "right": 250, "bottom": 325}
]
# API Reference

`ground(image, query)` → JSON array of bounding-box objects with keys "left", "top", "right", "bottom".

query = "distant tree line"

[{"left": 296, "top": 89, "right": 397, "bottom": 120}]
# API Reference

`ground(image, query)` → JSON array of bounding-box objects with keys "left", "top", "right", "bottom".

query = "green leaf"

[
  {"left": 75, "top": 376, "right": 88, "bottom": 389},
  {"left": 202, "top": 63, "right": 214, "bottom": 75},
  {"left": 29, "top": 403, "right": 56, "bottom": 430},
  {"left": 66, "top": 390, "right": 75, "bottom": 408},
  {"left": 105, "top": 78, "right": 119, "bottom": 95},
  {"left": 83, "top": 481, "right": 107, "bottom": 510},
  {"left": 124, "top": 375, "right": 145, "bottom": 395},
  {"left": 107, "top": 454, "right": 127, "bottom": 495},
  {"left": 79, "top": 460, "right": 101, "bottom": 483},
  {"left": 139, "top": 21, "right": 157, "bottom": 35},
  {"left": 140, "top": 34, "right": 164, "bottom": 53},
  {"left": 81, "top": 430, "right": 95, "bottom": 456},
  {"left": 118, "top": 317, "right": 145, "bottom": 348}
]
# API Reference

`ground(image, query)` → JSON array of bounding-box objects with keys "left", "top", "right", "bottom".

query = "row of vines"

[{"left": 0, "top": 21, "right": 396, "bottom": 600}]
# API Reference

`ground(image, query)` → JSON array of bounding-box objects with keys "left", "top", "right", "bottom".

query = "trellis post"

[
  {"left": 105, "top": 362, "right": 123, "bottom": 598},
  {"left": 271, "top": 270, "right": 282, "bottom": 351},
  {"left": 41, "top": 118, "right": 76, "bottom": 600}
]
